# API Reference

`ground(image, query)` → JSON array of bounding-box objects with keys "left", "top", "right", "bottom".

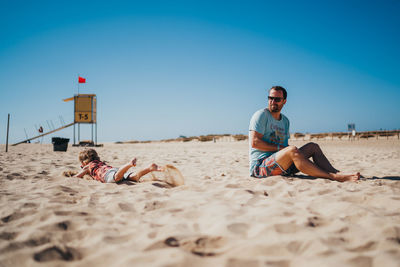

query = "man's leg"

[
  {"left": 298, "top": 142, "right": 339, "bottom": 173},
  {"left": 274, "top": 146, "right": 359, "bottom": 182}
]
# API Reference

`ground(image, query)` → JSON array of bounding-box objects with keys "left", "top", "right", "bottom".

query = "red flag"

[{"left": 78, "top": 76, "right": 86, "bottom": 83}]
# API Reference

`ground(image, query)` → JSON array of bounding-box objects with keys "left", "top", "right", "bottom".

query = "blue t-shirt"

[{"left": 248, "top": 108, "right": 290, "bottom": 174}]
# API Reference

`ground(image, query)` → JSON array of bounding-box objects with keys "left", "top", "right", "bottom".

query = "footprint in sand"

[
  {"left": 321, "top": 236, "right": 348, "bottom": 247},
  {"left": 282, "top": 211, "right": 295, "bottom": 217},
  {"left": 102, "top": 234, "right": 132, "bottom": 244},
  {"left": 58, "top": 185, "right": 79, "bottom": 195},
  {"left": 286, "top": 240, "right": 307, "bottom": 254},
  {"left": 274, "top": 222, "right": 300, "bottom": 234},
  {"left": 6, "top": 172, "right": 25, "bottom": 180},
  {"left": 264, "top": 260, "right": 291, "bottom": 267},
  {"left": 226, "top": 258, "right": 259, "bottom": 267},
  {"left": 88, "top": 195, "right": 100, "bottom": 207},
  {"left": 22, "top": 202, "right": 38, "bottom": 208},
  {"left": 1, "top": 210, "right": 35, "bottom": 224},
  {"left": 147, "top": 231, "right": 157, "bottom": 239},
  {"left": 261, "top": 178, "right": 279, "bottom": 186},
  {"left": 346, "top": 241, "right": 377, "bottom": 252},
  {"left": 143, "top": 201, "right": 166, "bottom": 212},
  {"left": 60, "top": 229, "right": 91, "bottom": 244},
  {"left": 317, "top": 188, "right": 334, "bottom": 195},
  {"left": 118, "top": 203, "right": 136, "bottom": 212},
  {"left": 227, "top": 223, "right": 249, "bottom": 236},
  {"left": 306, "top": 216, "right": 328, "bottom": 228},
  {"left": 54, "top": 211, "right": 89, "bottom": 217},
  {"left": 225, "top": 184, "right": 241, "bottom": 189},
  {"left": 0, "top": 232, "right": 18, "bottom": 241},
  {"left": 1, "top": 234, "right": 51, "bottom": 253},
  {"left": 347, "top": 255, "right": 372, "bottom": 267},
  {"left": 145, "top": 235, "right": 229, "bottom": 257},
  {"left": 340, "top": 195, "right": 366, "bottom": 203},
  {"left": 335, "top": 227, "right": 349, "bottom": 234},
  {"left": 33, "top": 246, "right": 82, "bottom": 262},
  {"left": 24, "top": 166, "right": 34, "bottom": 172},
  {"left": 56, "top": 221, "right": 71, "bottom": 231},
  {"left": 40, "top": 220, "right": 72, "bottom": 231},
  {"left": 245, "top": 190, "right": 269, "bottom": 197},
  {"left": 382, "top": 226, "right": 400, "bottom": 245}
]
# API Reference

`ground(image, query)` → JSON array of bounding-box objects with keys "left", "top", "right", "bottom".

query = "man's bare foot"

[
  {"left": 330, "top": 172, "right": 360, "bottom": 182},
  {"left": 149, "top": 163, "right": 163, "bottom": 172},
  {"left": 131, "top": 158, "right": 137, "bottom": 166}
]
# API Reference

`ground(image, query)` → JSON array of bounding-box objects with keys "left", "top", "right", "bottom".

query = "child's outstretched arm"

[{"left": 74, "top": 165, "right": 90, "bottom": 178}]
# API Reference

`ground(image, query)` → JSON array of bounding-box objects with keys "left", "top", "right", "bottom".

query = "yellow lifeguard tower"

[
  {"left": 74, "top": 94, "right": 96, "bottom": 124},
  {"left": 64, "top": 94, "right": 98, "bottom": 146}
]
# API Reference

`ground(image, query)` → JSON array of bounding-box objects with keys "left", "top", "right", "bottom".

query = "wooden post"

[
  {"left": 6, "top": 114, "right": 10, "bottom": 152},
  {"left": 73, "top": 123, "right": 76, "bottom": 145}
]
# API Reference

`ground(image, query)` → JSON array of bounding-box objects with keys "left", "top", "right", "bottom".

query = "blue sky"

[{"left": 1, "top": 0, "right": 399, "bottom": 144}]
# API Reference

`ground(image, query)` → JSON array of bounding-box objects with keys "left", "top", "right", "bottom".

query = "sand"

[{"left": 1, "top": 139, "right": 400, "bottom": 267}]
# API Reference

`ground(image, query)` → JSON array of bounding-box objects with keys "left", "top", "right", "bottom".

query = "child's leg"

[
  {"left": 127, "top": 163, "right": 162, "bottom": 182},
  {"left": 114, "top": 158, "right": 137, "bottom": 182}
]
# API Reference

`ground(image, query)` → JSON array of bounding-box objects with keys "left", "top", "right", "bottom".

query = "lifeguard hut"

[{"left": 64, "top": 94, "right": 98, "bottom": 146}]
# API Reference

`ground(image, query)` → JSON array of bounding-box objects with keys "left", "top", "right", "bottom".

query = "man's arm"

[{"left": 249, "top": 130, "right": 284, "bottom": 152}]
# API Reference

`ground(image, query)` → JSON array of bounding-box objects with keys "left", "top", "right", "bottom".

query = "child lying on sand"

[{"left": 73, "top": 148, "right": 162, "bottom": 183}]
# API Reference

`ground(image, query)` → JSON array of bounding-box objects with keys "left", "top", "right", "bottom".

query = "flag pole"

[{"left": 78, "top": 73, "right": 80, "bottom": 95}]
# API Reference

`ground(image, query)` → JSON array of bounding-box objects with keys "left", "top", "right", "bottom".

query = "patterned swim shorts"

[
  {"left": 104, "top": 169, "right": 134, "bottom": 183},
  {"left": 252, "top": 154, "right": 289, "bottom": 178},
  {"left": 104, "top": 168, "right": 119, "bottom": 183}
]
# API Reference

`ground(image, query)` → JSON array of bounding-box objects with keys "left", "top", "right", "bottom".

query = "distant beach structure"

[
  {"left": 293, "top": 130, "right": 400, "bottom": 141},
  {"left": 115, "top": 130, "right": 399, "bottom": 144}
]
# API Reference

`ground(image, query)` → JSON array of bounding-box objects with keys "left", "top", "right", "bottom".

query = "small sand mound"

[{"left": 161, "top": 164, "right": 185, "bottom": 187}]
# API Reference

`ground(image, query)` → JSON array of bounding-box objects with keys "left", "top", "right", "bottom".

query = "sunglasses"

[{"left": 268, "top": 96, "right": 283, "bottom": 102}]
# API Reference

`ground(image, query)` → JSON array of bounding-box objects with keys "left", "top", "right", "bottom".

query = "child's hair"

[{"left": 79, "top": 148, "right": 100, "bottom": 164}]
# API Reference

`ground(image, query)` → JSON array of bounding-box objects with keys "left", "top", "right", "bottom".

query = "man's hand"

[{"left": 250, "top": 130, "right": 282, "bottom": 152}]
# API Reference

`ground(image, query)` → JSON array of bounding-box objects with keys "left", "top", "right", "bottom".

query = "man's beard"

[{"left": 269, "top": 104, "right": 281, "bottom": 113}]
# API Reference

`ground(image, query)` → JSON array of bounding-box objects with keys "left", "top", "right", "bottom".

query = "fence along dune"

[{"left": 115, "top": 130, "right": 399, "bottom": 144}]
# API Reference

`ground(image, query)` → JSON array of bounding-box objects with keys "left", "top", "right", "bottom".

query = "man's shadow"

[
  {"left": 289, "top": 174, "right": 400, "bottom": 181},
  {"left": 368, "top": 176, "right": 400, "bottom": 181}
]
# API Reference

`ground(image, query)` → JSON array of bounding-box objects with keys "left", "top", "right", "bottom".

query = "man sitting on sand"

[{"left": 249, "top": 86, "right": 360, "bottom": 182}]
